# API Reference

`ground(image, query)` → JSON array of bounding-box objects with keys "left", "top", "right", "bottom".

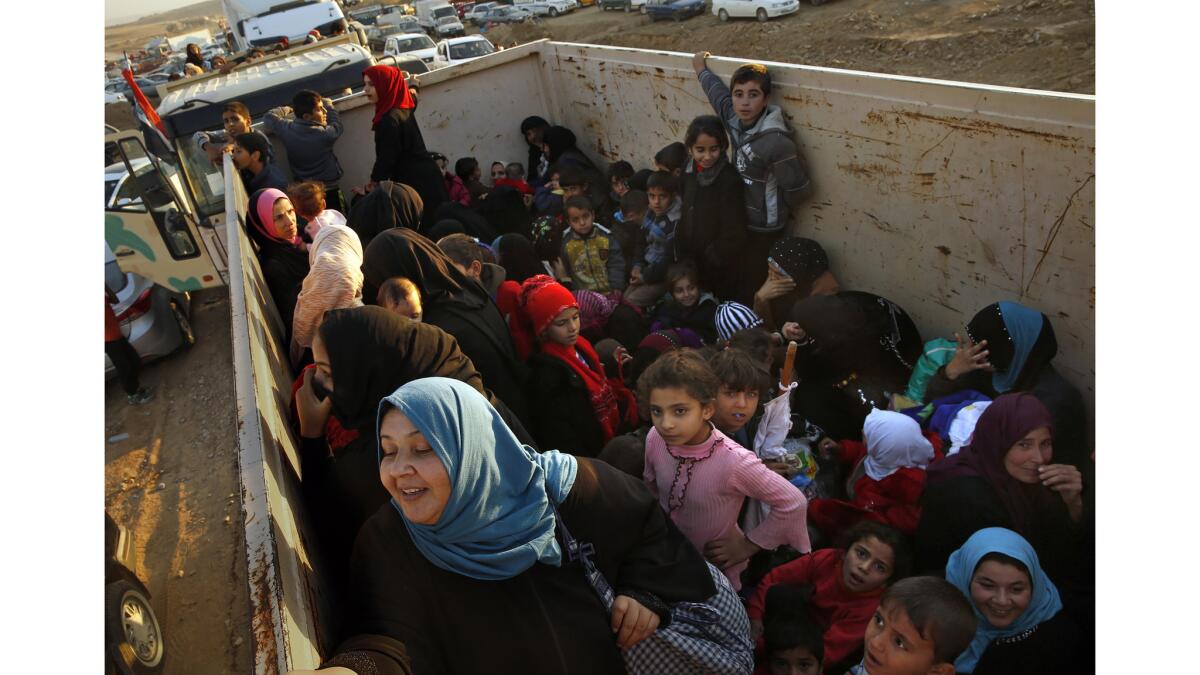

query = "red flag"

[{"left": 121, "top": 57, "right": 166, "bottom": 136}]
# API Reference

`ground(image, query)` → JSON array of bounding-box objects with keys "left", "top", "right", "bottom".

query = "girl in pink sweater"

[{"left": 640, "top": 350, "right": 811, "bottom": 590}]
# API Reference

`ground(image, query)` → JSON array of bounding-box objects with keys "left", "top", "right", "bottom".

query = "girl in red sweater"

[
  {"left": 808, "top": 409, "right": 942, "bottom": 541},
  {"left": 747, "top": 520, "right": 912, "bottom": 673}
]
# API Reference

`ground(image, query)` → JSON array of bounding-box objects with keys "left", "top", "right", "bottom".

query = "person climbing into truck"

[
  {"left": 264, "top": 90, "right": 348, "bottom": 214},
  {"left": 361, "top": 64, "right": 450, "bottom": 228},
  {"left": 192, "top": 101, "right": 274, "bottom": 167},
  {"left": 233, "top": 132, "right": 290, "bottom": 193},
  {"left": 692, "top": 51, "right": 814, "bottom": 298}
]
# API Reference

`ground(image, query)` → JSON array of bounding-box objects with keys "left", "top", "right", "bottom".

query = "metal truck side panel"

[{"left": 225, "top": 154, "right": 329, "bottom": 674}]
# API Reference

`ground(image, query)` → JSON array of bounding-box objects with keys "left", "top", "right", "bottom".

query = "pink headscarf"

[{"left": 252, "top": 188, "right": 301, "bottom": 246}]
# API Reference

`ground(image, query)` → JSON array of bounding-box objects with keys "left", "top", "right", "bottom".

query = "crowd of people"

[{"left": 203, "top": 49, "right": 1092, "bottom": 675}]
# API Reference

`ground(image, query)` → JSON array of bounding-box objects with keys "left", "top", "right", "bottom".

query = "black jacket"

[
  {"left": 334, "top": 458, "right": 716, "bottom": 674},
  {"left": 370, "top": 109, "right": 449, "bottom": 227},
  {"left": 527, "top": 351, "right": 607, "bottom": 457},
  {"left": 677, "top": 162, "right": 748, "bottom": 302}
]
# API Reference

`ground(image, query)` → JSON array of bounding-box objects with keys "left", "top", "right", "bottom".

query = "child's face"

[
  {"left": 862, "top": 604, "right": 942, "bottom": 675},
  {"left": 611, "top": 175, "right": 629, "bottom": 197},
  {"left": 491, "top": 163, "right": 507, "bottom": 183},
  {"left": 471, "top": 165, "right": 482, "bottom": 182},
  {"left": 671, "top": 276, "right": 700, "bottom": 307},
  {"left": 566, "top": 206, "right": 595, "bottom": 237},
  {"left": 713, "top": 385, "right": 759, "bottom": 435},
  {"left": 842, "top": 535, "right": 895, "bottom": 594},
  {"left": 768, "top": 646, "right": 821, "bottom": 675},
  {"left": 649, "top": 386, "right": 714, "bottom": 446},
  {"left": 690, "top": 132, "right": 724, "bottom": 170},
  {"left": 222, "top": 111, "right": 250, "bottom": 136},
  {"left": 969, "top": 559, "right": 1032, "bottom": 629},
  {"left": 647, "top": 187, "right": 672, "bottom": 215},
  {"left": 562, "top": 183, "right": 587, "bottom": 200},
  {"left": 543, "top": 307, "right": 580, "bottom": 346},
  {"left": 435, "top": 157, "right": 446, "bottom": 172},
  {"left": 384, "top": 293, "right": 423, "bottom": 322},
  {"left": 232, "top": 143, "right": 256, "bottom": 170},
  {"left": 732, "top": 80, "right": 769, "bottom": 125}
]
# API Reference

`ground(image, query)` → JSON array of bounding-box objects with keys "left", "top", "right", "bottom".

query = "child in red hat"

[{"left": 516, "top": 275, "right": 638, "bottom": 457}]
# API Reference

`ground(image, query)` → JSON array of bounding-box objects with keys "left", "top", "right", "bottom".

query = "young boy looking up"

[
  {"left": 556, "top": 196, "right": 626, "bottom": 294},
  {"left": 264, "top": 90, "right": 347, "bottom": 213},
  {"left": 709, "top": 346, "right": 770, "bottom": 444},
  {"left": 848, "top": 576, "right": 976, "bottom": 675},
  {"left": 194, "top": 101, "right": 275, "bottom": 167},
  {"left": 693, "top": 52, "right": 814, "bottom": 293},
  {"left": 376, "top": 277, "right": 423, "bottom": 322},
  {"left": 625, "top": 171, "right": 681, "bottom": 308},
  {"left": 233, "top": 132, "right": 289, "bottom": 193}
]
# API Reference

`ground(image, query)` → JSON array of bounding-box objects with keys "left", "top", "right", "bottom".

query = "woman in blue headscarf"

[
  {"left": 925, "top": 301, "right": 1089, "bottom": 470},
  {"left": 316, "top": 377, "right": 715, "bottom": 674},
  {"left": 946, "top": 528, "right": 1083, "bottom": 674}
]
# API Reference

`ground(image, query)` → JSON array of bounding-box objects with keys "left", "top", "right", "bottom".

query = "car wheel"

[
  {"left": 757, "top": 8, "right": 768, "bottom": 21},
  {"left": 170, "top": 300, "right": 195, "bottom": 348},
  {"left": 718, "top": 8, "right": 728, "bottom": 21},
  {"left": 550, "top": 7, "right": 559, "bottom": 16},
  {"left": 106, "top": 581, "right": 165, "bottom": 674}
]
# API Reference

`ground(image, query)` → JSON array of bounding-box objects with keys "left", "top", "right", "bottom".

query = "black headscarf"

[
  {"left": 966, "top": 302, "right": 1058, "bottom": 389},
  {"left": 432, "top": 201, "right": 498, "bottom": 242},
  {"left": 495, "top": 233, "right": 543, "bottom": 283},
  {"left": 769, "top": 237, "right": 829, "bottom": 288},
  {"left": 427, "top": 218, "right": 466, "bottom": 241},
  {"left": 362, "top": 227, "right": 488, "bottom": 311},
  {"left": 542, "top": 126, "right": 586, "bottom": 165},
  {"left": 475, "top": 185, "right": 531, "bottom": 238},
  {"left": 318, "top": 305, "right": 486, "bottom": 435},
  {"left": 521, "top": 116, "right": 550, "bottom": 183},
  {"left": 520, "top": 115, "right": 550, "bottom": 137},
  {"left": 348, "top": 181, "right": 423, "bottom": 249}
]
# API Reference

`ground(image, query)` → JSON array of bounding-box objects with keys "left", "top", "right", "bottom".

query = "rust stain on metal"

[
  {"left": 898, "top": 111, "right": 1077, "bottom": 144},
  {"left": 1024, "top": 174, "right": 1094, "bottom": 295},
  {"left": 936, "top": 245, "right": 951, "bottom": 255},
  {"left": 250, "top": 547, "right": 280, "bottom": 674},
  {"left": 838, "top": 162, "right": 901, "bottom": 179}
]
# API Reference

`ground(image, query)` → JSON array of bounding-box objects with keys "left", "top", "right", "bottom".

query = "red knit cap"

[{"left": 519, "top": 275, "right": 578, "bottom": 337}]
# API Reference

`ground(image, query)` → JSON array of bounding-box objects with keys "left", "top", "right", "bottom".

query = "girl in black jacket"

[
  {"left": 676, "top": 115, "right": 749, "bottom": 303},
  {"left": 362, "top": 65, "right": 449, "bottom": 229}
]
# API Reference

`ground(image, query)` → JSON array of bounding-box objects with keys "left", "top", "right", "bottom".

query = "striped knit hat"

[{"left": 714, "top": 301, "right": 764, "bottom": 342}]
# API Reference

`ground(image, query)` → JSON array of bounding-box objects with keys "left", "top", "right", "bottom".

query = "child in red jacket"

[
  {"left": 808, "top": 409, "right": 942, "bottom": 541},
  {"left": 747, "top": 521, "right": 911, "bottom": 673}
]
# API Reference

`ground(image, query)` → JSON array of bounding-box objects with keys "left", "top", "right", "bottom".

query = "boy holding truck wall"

[{"left": 692, "top": 51, "right": 813, "bottom": 296}]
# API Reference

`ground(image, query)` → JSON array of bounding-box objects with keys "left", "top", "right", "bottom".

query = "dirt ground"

[
  {"left": 484, "top": 0, "right": 1094, "bottom": 93},
  {"left": 105, "top": 289, "right": 253, "bottom": 674}
]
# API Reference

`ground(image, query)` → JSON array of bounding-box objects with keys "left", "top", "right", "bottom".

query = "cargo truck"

[{"left": 104, "top": 40, "right": 1095, "bottom": 672}]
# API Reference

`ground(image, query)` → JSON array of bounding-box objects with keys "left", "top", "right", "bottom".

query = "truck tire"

[
  {"left": 106, "top": 580, "right": 165, "bottom": 675},
  {"left": 718, "top": 8, "right": 728, "bottom": 21},
  {"left": 757, "top": 8, "right": 768, "bottom": 21}
]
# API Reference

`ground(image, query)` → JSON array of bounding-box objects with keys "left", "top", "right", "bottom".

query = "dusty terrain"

[{"left": 105, "top": 290, "right": 253, "bottom": 674}]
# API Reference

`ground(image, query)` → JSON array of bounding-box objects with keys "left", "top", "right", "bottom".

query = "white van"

[
  {"left": 383, "top": 33, "right": 439, "bottom": 66},
  {"left": 433, "top": 35, "right": 496, "bottom": 68},
  {"left": 222, "top": 0, "right": 347, "bottom": 51}
]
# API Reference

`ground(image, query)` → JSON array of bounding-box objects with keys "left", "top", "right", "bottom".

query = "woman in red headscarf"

[{"left": 360, "top": 65, "right": 449, "bottom": 229}]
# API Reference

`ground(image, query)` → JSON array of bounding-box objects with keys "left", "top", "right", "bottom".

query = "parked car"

[
  {"left": 599, "top": 0, "right": 646, "bottom": 11},
  {"left": 434, "top": 14, "right": 467, "bottom": 37},
  {"left": 512, "top": 0, "right": 576, "bottom": 17},
  {"left": 104, "top": 159, "right": 195, "bottom": 378},
  {"left": 384, "top": 33, "right": 439, "bottom": 65},
  {"left": 433, "top": 35, "right": 497, "bottom": 67},
  {"left": 106, "top": 513, "right": 166, "bottom": 674},
  {"left": 713, "top": 0, "right": 799, "bottom": 22},
  {"left": 464, "top": 2, "right": 498, "bottom": 23},
  {"left": 454, "top": 2, "right": 475, "bottom": 18},
  {"left": 105, "top": 90, "right": 129, "bottom": 105},
  {"left": 644, "top": 0, "right": 704, "bottom": 21},
  {"left": 367, "top": 23, "right": 411, "bottom": 51},
  {"left": 478, "top": 5, "right": 536, "bottom": 23}
]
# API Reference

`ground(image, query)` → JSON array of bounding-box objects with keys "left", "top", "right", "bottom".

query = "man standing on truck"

[{"left": 264, "top": 90, "right": 349, "bottom": 213}]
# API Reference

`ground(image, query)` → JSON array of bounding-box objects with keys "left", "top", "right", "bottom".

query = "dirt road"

[
  {"left": 105, "top": 289, "right": 252, "bottom": 674},
  {"left": 484, "top": 0, "right": 1094, "bottom": 93}
]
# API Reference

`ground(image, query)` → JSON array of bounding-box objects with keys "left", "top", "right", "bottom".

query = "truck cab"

[{"left": 223, "top": 0, "right": 347, "bottom": 51}]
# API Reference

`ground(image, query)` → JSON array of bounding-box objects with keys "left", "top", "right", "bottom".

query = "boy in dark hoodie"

[
  {"left": 625, "top": 171, "right": 681, "bottom": 308},
  {"left": 693, "top": 52, "right": 814, "bottom": 295}
]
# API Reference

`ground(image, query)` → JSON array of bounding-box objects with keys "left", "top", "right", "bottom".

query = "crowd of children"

[{"left": 213, "top": 57, "right": 1093, "bottom": 675}]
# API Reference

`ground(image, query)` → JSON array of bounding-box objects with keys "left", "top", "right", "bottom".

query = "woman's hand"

[
  {"left": 816, "top": 437, "right": 840, "bottom": 462},
  {"left": 692, "top": 51, "right": 711, "bottom": 74},
  {"left": 611, "top": 595, "right": 660, "bottom": 649},
  {"left": 614, "top": 345, "right": 633, "bottom": 366},
  {"left": 1039, "top": 463, "right": 1084, "bottom": 522},
  {"left": 755, "top": 275, "right": 796, "bottom": 303},
  {"left": 704, "top": 534, "right": 761, "bottom": 570},
  {"left": 945, "top": 332, "right": 992, "bottom": 380},
  {"left": 551, "top": 258, "right": 569, "bottom": 281},
  {"left": 781, "top": 322, "right": 806, "bottom": 342},
  {"left": 296, "top": 368, "right": 333, "bottom": 439}
]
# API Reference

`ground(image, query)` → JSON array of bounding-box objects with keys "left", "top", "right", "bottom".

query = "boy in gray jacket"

[
  {"left": 264, "top": 90, "right": 346, "bottom": 212},
  {"left": 693, "top": 51, "right": 813, "bottom": 298}
]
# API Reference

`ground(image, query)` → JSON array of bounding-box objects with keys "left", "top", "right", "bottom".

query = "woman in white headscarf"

[{"left": 808, "top": 408, "right": 939, "bottom": 542}]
